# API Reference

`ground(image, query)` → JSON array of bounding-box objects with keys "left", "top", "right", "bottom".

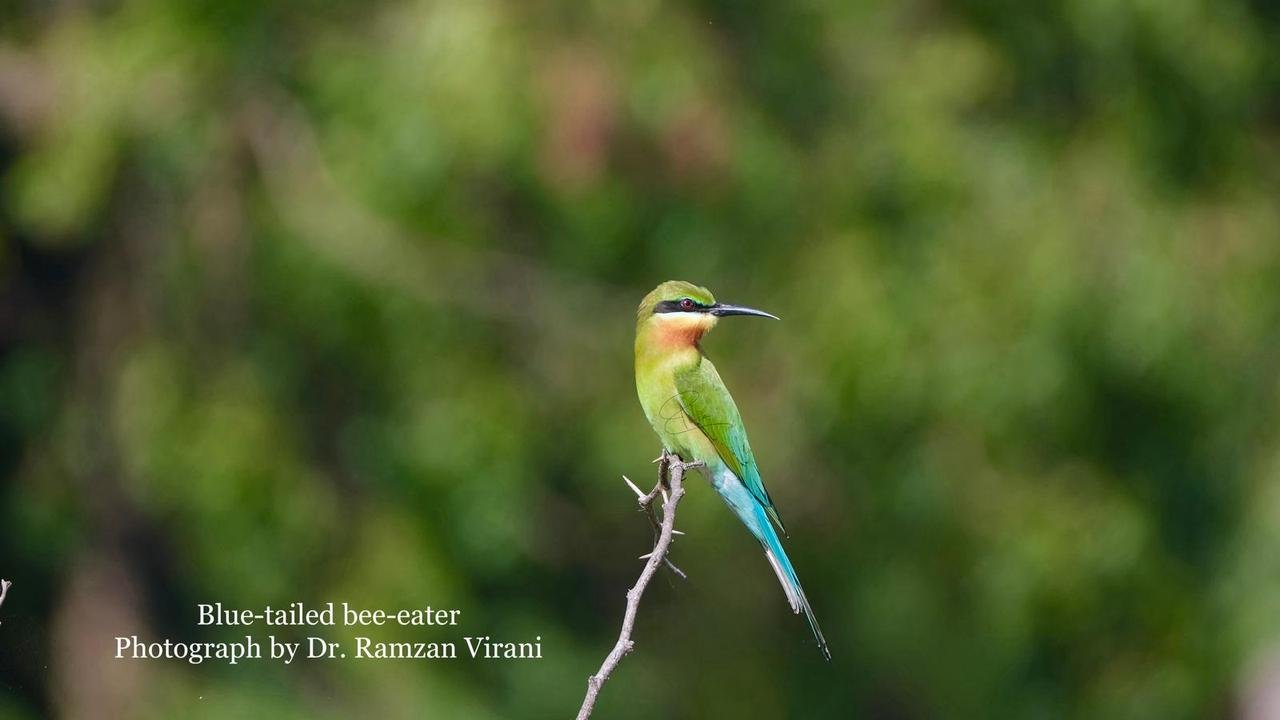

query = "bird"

[{"left": 634, "top": 280, "right": 830, "bottom": 660}]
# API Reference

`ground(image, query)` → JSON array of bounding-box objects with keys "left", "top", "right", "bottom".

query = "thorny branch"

[
  {"left": 576, "top": 452, "right": 700, "bottom": 720},
  {"left": 0, "top": 579, "right": 10, "bottom": 625}
]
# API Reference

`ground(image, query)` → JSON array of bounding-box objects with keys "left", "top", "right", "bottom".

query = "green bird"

[{"left": 635, "top": 280, "right": 830, "bottom": 660}]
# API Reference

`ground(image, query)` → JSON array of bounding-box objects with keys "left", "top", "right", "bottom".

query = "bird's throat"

[{"left": 648, "top": 313, "right": 716, "bottom": 350}]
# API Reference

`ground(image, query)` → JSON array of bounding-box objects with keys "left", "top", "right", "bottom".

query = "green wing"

[{"left": 674, "top": 359, "right": 786, "bottom": 533}]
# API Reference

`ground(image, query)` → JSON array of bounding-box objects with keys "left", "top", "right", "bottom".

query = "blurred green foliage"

[{"left": 2, "top": 0, "right": 1280, "bottom": 718}]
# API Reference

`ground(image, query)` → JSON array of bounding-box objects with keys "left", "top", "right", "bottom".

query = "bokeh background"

[{"left": 2, "top": 0, "right": 1280, "bottom": 717}]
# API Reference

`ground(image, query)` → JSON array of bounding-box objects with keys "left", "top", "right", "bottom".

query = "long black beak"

[{"left": 709, "top": 303, "right": 780, "bottom": 320}]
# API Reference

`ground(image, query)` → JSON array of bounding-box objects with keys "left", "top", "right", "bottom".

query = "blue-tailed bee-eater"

[{"left": 635, "top": 280, "right": 830, "bottom": 660}]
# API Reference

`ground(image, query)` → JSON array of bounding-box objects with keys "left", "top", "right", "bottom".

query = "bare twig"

[
  {"left": 0, "top": 579, "right": 10, "bottom": 625},
  {"left": 576, "top": 453, "right": 700, "bottom": 720}
]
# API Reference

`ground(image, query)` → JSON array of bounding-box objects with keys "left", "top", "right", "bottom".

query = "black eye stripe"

[{"left": 653, "top": 299, "right": 710, "bottom": 314}]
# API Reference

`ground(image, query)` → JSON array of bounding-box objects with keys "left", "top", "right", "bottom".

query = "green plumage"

[{"left": 673, "top": 360, "right": 786, "bottom": 533}]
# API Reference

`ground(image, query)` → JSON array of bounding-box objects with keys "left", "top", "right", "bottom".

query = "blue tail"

[
  {"left": 713, "top": 470, "right": 831, "bottom": 660},
  {"left": 754, "top": 504, "right": 831, "bottom": 661}
]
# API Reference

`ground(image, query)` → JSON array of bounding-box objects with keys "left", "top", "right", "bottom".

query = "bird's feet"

[{"left": 653, "top": 450, "right": 674, "bottom": 490}]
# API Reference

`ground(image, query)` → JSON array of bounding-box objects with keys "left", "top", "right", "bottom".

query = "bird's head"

[{"left": 636, "top": 280, "right": 778, "bottom": 348}]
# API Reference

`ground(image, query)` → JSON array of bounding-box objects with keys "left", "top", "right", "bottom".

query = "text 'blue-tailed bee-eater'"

[{"left": 634, "top": 280, "right": 830, "bottom": 660}]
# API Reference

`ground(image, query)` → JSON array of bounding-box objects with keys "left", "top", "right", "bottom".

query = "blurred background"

[{"left": 2, "top": 0, "right": 1280, "bottom": 717}]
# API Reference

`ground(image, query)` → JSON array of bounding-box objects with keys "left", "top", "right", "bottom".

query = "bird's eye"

[{"left": 679, "top": 298, "right": 696, "bottom": 311}]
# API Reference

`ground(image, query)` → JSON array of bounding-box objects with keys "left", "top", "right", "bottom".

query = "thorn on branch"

[
  {"left": 622, "top": 475, "right": 645, "bottom": 499},
  {"left": 0, "top": 579, "right": 10, "bottom": 625}
]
